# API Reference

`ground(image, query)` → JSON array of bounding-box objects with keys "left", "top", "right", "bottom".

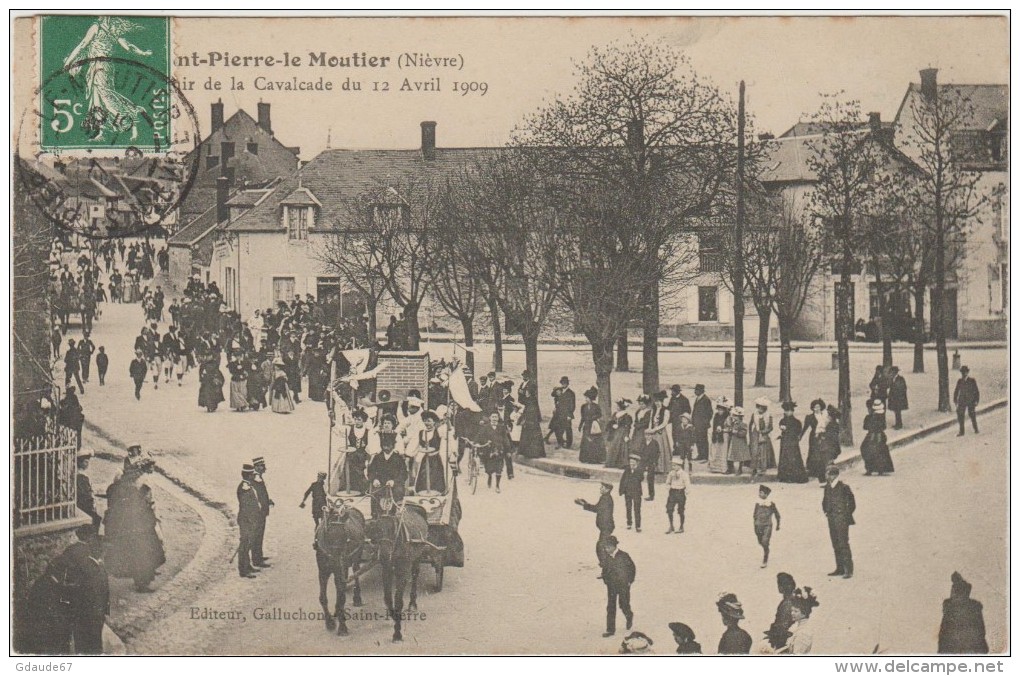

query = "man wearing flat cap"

[
  {"left": 575, "top": 481, "right": 615, "bottom": 570},
  {"left": 300, "top": 472, "right": 328, "bottom": 526}
]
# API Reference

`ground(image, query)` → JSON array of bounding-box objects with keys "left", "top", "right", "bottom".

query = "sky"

[{"left": 19, "top": 15, "right": 1010, "bottom": 161}]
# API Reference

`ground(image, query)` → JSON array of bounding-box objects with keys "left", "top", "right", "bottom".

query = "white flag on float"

[{"left": 448, "top": 364, "right": 482, "bottom": 412}]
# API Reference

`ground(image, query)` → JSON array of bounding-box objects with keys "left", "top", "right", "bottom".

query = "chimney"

[
  {"left": 211, "top": 99, "right": 224, "bottom": 134},
  {"left": 420, "top": 121, "right": 437, "bottom": 161},
  {"left": 216, "top": 176, "right": 229, "bottom": 224},
  {"left": 257, "top": 101, "right": 272, "bottom": 135},
  {"left": 868, "top": 112, "right": 882, "bottom": 134},
  {"left": 920, "top": 68, "right": 938, "bottom": 101}
]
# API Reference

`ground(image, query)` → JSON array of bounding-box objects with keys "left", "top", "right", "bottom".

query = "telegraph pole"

[{"left": 733, "top": 80, "right": 746, "bottom": 407}]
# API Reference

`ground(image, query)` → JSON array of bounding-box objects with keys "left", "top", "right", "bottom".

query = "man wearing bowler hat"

[
  {"left": 823, "top": 465, "right": 856, "bottom": 579},
  {"left": 600, "top": 535, "right": 636, "bottom": 637},
  {"left": 691, "top": 384, "right": 713, "bottom": 461}
]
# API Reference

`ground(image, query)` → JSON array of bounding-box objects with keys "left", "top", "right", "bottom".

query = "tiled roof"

[
  {"left": 896, "top": 83, "right": 1008, "bottom": 131},
  {"left": 225, "top": 147, "right": 497, "bottom": 232},
  {"left": 226, "top": 189, "right": 272, "bottom": 207},
  {"left": 760, "top": 129, "right": 918, "bottom": 184},
  {"left": 168, "top": 204, "right": 218, "bottom": 246}
]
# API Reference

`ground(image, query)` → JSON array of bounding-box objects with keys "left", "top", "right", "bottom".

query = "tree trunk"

[
  {"left": 404, "top": 302, "right": 421, "bottom": 351},
  {"left": 933, "top": 220, "right": 951, "bottom": 412},
  {"left": 487, "top": 293, "right": 503, "bottom": 373},
  {"left": 523, "top": 330, "right": 541, "bottom": 420},
  {"left": 874, "top": 268, "right": 893, "bottom": 368},
  {"left": 615, "top": 329, "right": 629, "bottom": 372},
  {"left": 912, "top": 281, "right": 925, "bottom": 373},
  {"left": 641, "top": 283, "right": 660, "bottom": 393},
  {"left": 754, "top": 308, "right": 770, "bottom": 387},
  {"left": 836, "top": 265, "right": 854, "bottom": 446},
  {"left": 365, "top": 296, "right": 379, "bottom": 346},
  {"left": 591, "top": 336, "right": 615, "bottom": 415},
  {"left": 778, "top": 315, "right": 792, "bottom": 403},
  {"left": 461, "top": 317, "right": 475, "bottom": 373}
]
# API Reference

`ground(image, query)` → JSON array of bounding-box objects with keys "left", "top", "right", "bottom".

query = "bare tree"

[
  {"left": 513, "top": 36, "right": 740, "bottom": 394},
  {"left": 769, "top": 198, "right": 826, "bottom": 403},
  {"left": 900, "top": 86, "right": 985, "bottom": 411},
  {"left": 449, "top": 151, "right": 561, "bottom": 403},
  {"left": 316, "top": 216, "right": 387, "bottom": 341},
  {"left": 320, "top": 176, "right": 444, "bottom": 351},
  {"left": 805, "top": 95, "right": 887, "bottom": 445},
  {"left": 429, "top": 186, "right": 485, "bottom": 372}
]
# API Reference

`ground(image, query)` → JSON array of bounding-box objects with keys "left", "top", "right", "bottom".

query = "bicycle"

[{"left": 464, "top": 439, "right": 489, "bottom": 495}]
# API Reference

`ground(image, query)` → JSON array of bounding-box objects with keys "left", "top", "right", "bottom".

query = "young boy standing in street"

[
  {"left": 665, "top": 457, "right": 691, "bottom": 534},
  {"left": 619, "top": 454, "right": 644, "bottom": 532},
  {"left": 754, "top": 485, "right": 781, "bottom": 568}
]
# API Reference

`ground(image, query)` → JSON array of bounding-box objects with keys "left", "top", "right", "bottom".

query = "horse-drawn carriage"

[{"left": 313, "top": 353, "right": 466, "bottom": 641}]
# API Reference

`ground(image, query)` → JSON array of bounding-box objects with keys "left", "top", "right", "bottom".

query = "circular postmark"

[{"left": 15, "top": 56, "right": 201, "bottom": 239}]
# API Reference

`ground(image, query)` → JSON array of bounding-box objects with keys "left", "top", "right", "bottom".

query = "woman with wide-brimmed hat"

[
  {"left": 860, "top": 398, "right": 894, "bottom": 476},
  {"left": 777, "top": 401, "right": 809, "bottom": 483},
  {"left": 578, "top": 386, "right": 606, "bottom": 465},
  {"left": 604, "top": 398, "right": 633, "bottom": 469},
  {"left": 748, "top": 397, "right": 776, "bottom": 478},
  {"left": 803, "top": 399, "right": 828, "bottom": 483},
  {"left": 716, "top": 592, "right": 752, "bottom": 654},
  {"left": 629, "top": 394, "right": 652, "bottom": 457},
  {"left": 708, "top": 396, "right": 732, "bottom": 474},
  {"left": 727, "top": 406, "right": 751, "bottom": 476},
  {"left": 270, "top": 356, "right": 295, "bottom": 414},
  {"left": 645, "top": 390, "right": 673, "bottom": 481}
]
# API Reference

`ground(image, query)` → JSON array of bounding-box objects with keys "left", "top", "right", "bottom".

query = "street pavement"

[{"left": 62, "top": 285, "right": 1008, "bottom": 654}]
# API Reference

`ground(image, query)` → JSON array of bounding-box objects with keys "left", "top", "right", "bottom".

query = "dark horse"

[
  {"left": 363, "top": 504, "right": 437, "bottom": 642},
  {"left": 314, "top": 501, "right": 365, "bottom": 636}
]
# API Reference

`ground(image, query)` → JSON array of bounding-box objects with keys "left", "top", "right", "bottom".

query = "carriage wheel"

[{"left": 434, "top": 562, "right": 444, "bottom": 592}]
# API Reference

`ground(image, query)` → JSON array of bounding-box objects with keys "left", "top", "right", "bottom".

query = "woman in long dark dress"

[
  {"left": 604, "top": 398, "right": 632, "bottom": 469},
  {"left": 629, "top": 395, "right": 652, "bottom": 457},
  {"left": 517, "top": 371, "right": 546, "bottom": 459},
  {"left": 578, "top": 387, "right": 606, "bottom": 464},
  {"left": 305, "top": 346, "right": 329, "bottom": 402},
  {"left": 816, "top": 405, "right": 842, "bottom": 479},
  {"left": 198, "top": 360, "right": 225, "bottom": 412},
  {"left": 860, "top": 399, "right": 895, "bottom": 476},
  {"left": 777, "top": 401, "right": 809, "bottom": 483},
  {"left": 104, "top": 463, "right": 165, "bottom": 592},
  {"left": 802, "top": 398, "right": 827, "bottom": 483},
  {"left": 414, "top": 410, "right": 447, "bottom": 495}
]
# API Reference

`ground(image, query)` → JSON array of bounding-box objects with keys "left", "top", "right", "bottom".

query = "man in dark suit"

[
  {"left": 691, "top": 384, "right": 713, "bottom": 462},
  {"left": 76, "top": 450, "right": 102, "bottom": 528},
  {"left": 236, "top": 464, "right": 261, "bottom": 579},
  {"left": 368, "top": 441, "right": 408, "bottom": 517},
  {"left": 619, "top": 455, "right": 644, "bottom": 532},
  {"left": 601, "top": 535, "right": 636, "bottom": 637},
  {"left": 953, "top": 366, "right": 980, "bottom": 436},
  {"left": 251, "top": 457, "right": 273, "bottom": 568},
  {"left": 576, "top": 481, "right": 615, "bottom": 570},
  {"left": 552, "top": 376, "right": 576, "bottom": 449},
  {"left": 667, "top": 384, "right": 691, "bottom": 455},
  {"left": 823, "top": 465, "right": 856, "bottom": 579},
  {"left": 67, "top": 527, "right": 109, "bottom": 654}
]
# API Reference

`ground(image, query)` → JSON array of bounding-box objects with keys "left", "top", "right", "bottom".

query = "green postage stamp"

[{"left": 39, "top": 15, "right": 171, "bottom": 150}]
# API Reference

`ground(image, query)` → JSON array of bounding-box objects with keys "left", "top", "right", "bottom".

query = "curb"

[
  {"left": 515, "top": 398, "right": 1009, "bottom": 486},
  {"left": 82, "top": 422, "right": 238, "bottom": 651}
]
